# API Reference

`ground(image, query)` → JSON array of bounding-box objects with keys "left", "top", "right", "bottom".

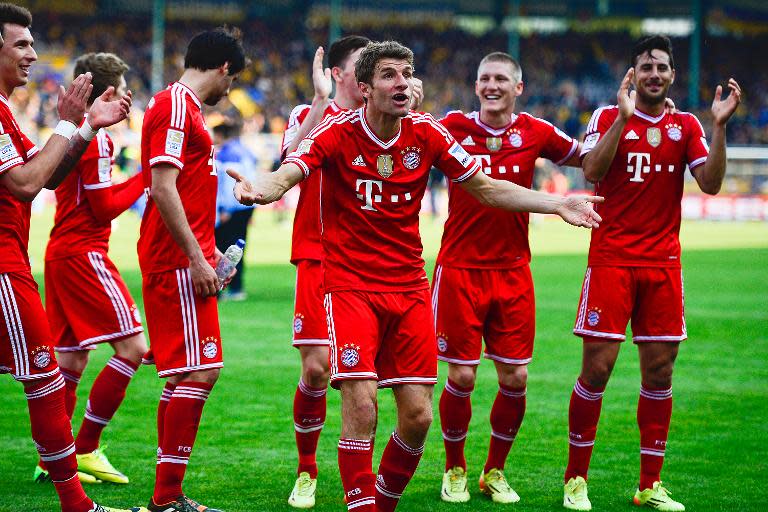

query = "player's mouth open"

[
  {"left": 19, "top": 65, "right": 30, "bottom": 75},
  {"left": 484, "top": 95, "right": 501, "bottom": 100},
  {"left": 393, "top": 93, "right": 409, "bottom": 103}
]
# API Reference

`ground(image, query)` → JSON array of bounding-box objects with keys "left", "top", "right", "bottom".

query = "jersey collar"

[
  {"left": 171, "top": 81, "right": 203, "bottom": 109},
  {"left": 358, "top": 107, "right": 402, "bottom": 149},
  {"left": 470, "top": 111, "right": 517, "bottom": 136},
  {"left": 633, "top": 108, "right": 665, "bottom": 124}
]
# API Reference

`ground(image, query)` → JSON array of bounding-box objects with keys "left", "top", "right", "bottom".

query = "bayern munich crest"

[
  {"left": 401, "top": 146, "right": 422, "bottom": 170},
  {"left": 293, "top": 314, "right": 304, "bottom": 334},
  {"left": 437, "top": 334, "right": 448, "bottom": 353},
  {"left": 508, "top": 129, "right": 523, "bottom": 148},
  {"left": 202, "top": 337, "right": 218, "bottom": 359},
  {"left": 587, "top": 307, "right": 602, "bottom": 327},
  {"left": 340, "top": 344, "right": 361, "bottom": 368},
  {"left": 666, "top": 123, "right": 682, "bottom": 142},
  {"left": 31, "top": 347, "right": 51, "bottom": 369}
]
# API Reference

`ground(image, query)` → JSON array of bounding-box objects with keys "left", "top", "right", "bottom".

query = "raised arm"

[
  {"left": 228, "top": 162, "right": 304, "bottom": 206},
  {"left": 459, "top": 171, "right": 603, "bottom": 228},
  {"left": 582, "top": 68, "right": 635, "bottom": 183},
  {"left": 283, "top": 47, "right": 332, "bottom": 157},
  {"left": 691, "top": 78, "right": 742, "bottom": 195},
  {"left": 151, "top": 165, "right": 218, "bottom": 297}
]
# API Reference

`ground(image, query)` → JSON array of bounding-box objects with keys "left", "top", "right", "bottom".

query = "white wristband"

[
  {"left": 54, "top": 120, "right": 77, "bottom": 140},
  {"left": 78, "top": 119, "right": 97, "bottom": 142}
]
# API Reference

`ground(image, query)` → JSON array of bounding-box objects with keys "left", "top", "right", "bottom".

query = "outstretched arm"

[
  {"left": 283, "top": 47, "right": 332, "bottom": 157},
  {"left": 228, "top": 162, "right": 304, "bottom": 206},
  {"left": 691, "top": 78, "right": 742, "bottom": 195},
  {"left": 582, "top": 68, "right": 635, "bottom": 183},
  {"left": 459, "top": 171, "right": 603, "bottom": 228}
]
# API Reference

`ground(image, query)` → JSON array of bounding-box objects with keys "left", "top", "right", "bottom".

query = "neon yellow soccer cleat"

[
  {"left": 288, "top": 472, "right": 317, "bottom": 509},
  {"left": 77, "top": 448, "right": 129, "bottom": 484},
  {"left": 479, "top": 468, "right": 520, "bottom": 504},
  {"left": 563, "top": 476, "right": 592, "bottom": 511},
  {"left": 34, "top": 465, "right": 102, "bottom": 484},
  {"left": 90, "top": 505, "right": 148, "bottom": 512},
  {"left": 633, "top": 481, "right": 685, "bottom": 511},
  {"left": 441, "top": 466, "right": 470, "bottom": 503}
]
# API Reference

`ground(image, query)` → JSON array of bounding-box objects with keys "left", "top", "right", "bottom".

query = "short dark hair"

[
  {"left": 212, "top": 118, "right": 241, "bottom": 138},
  {"left": 631, "top": 35, "right": 675, "bottom": 69},
  {"left": 327, "top": 35, "right": 370, "bottom": 69},
  {"left": 74, "top": 52, "right": 130, "bottom": 105},
  {"left": 185, "top": 26, "right": 246, "bottom": 75},
  {"left": 0, "top": 2, "right": 31, "bottom": 38},
  {"left": 355, "top": 40, "right": 414, "bottom": 85},
  {"left": 479, "top": 52, "right": 522, "bottom": 82}
]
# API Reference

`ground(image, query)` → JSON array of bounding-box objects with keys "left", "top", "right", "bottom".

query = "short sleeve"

[
  {"left": 580, "top": 106, "right": 616, "bottom": 157},
  {"left": 82, "top": 131, "right": 114, "bottom": 190},
  {"left": 539, "top": 120, "right": 578, "bottom": 165},
  {"left": 425, "top": 114, "right": 479, "bottom": 182},
  {"left": 280, "top": 104, "right": 310, "bottom": 159},
  {"left": 19, "top": 131, "right": 38, "bottom": 160},
  {"left": 0, "top": 112, "right": 24, "bottom": 175},
  {"left": 283, "top": 113, "right": 339, "bottom": 178},
  {"left": 147, "top": 95, "right": 189, "bottom": 171},
  {"left": 685, "top": 114, "right": 709, "bottom": 171}
]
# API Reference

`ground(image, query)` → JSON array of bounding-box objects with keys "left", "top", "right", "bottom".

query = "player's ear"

[
  {"left": 359, "top": 81, "right": 370, "bottom": 100},
  {"left": 670, "top": 68, "right": 675, "bottom": 85},
  {"left": 220, "top": 62, "right": 230, "bottom": 75},
  {"left": 331, "top": 66, "right": 343, "bottom": 82},
  {"left": 515, "top": 80, "right": 524, "bottom": 96}
]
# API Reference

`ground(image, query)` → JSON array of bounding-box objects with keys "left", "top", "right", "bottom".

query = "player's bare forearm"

[
  {"left": 230, "top": 162, "right": 303, "bottom": 205},
  {"left": 582, "top": 117, "right": 625, "bottom": 183},
  {"left": 151, "top": 167, "right": 206, "bottom": 265},
  {"left": 284, "top": 99, "right": 330, "bottom": 157},
  {"left": 461, "top": 172, "right": 562, "bottom": 213},
  {"left": 45, "top": 133, "right": 92, "bottom": 189},
  {"left": 0, "top": 134, "right": 71, "bottom": 201},
  {"left": 693, "top": 123, "right": 727, "bottom": 195}
]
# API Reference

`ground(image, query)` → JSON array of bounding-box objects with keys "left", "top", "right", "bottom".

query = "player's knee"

[
  {"left": 57, "top": 351, "right": 89, "bottom": 374},
  {"left": 400, "top": 403, "right": 433, "bottom": 437},
  {"left": 580, "top": 366, "right": 611, "bottom": 388},
  {"left": 185, "top": 368, "right": 220, "bottom": 385},
  {"left": 499, "top": 364, "right": 528, "bottom": 388},
  {"left": 448, "top": 365, "right": 477, "bottom": 389},
  {"left": 302, "top": 359, "right": 330, "bottom": 387},
  {"left": 642, "top": 363, "right": 675, "bottom": 388},
  {"left": 112, "top": 334, "right": 148, "bottom": 363}
]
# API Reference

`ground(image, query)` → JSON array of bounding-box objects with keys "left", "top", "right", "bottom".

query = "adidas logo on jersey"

[
  {"left": 625, "top": 130, "right": 640, "bottom": 140},
  {"left": 352, "top": 155, "right": 365, "bottom": 167},
  {"left": 461, "top": 136, "right": 475, "bottom": 146}
]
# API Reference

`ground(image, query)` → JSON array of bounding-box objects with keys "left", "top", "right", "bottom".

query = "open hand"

[
  {"left": 312, "top": 46, "right": 332, "bottom": 101},
  {"left": 617, "top": 68, "right": 636, "bottom": 121},
  {"left": 711, "top": 78, "right": 742, "bottom": 126},
  {"left": 410, "top": 77, "right": 424, "bottom": 110},
  {"left": 57, "top": 72, "right": 92, "bottom": 124},
  {"left": 556, "top": 195, "right": 604, "bottom": 228},
  {"left": 88, "top": 86, "right": 133, "bottom": 129}
]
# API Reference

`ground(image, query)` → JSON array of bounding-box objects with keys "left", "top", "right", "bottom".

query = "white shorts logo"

[
  {"left": 165, "top": 129, "right": 184, "bottom": 158},
  {"left": 293, "top": 314, "right": 304, "bottom": 334},
  {"left": 202, "top": 341, "right": 218, "bottom": 359},
  {"left": 437, "top": 336, "right": 448, "bottom": 353},
  {"left": 32, "top": 349, "right": 51, "bottom": 369},
  {"left": 340, "top": 344, "right": 361, "bottom": 368}
]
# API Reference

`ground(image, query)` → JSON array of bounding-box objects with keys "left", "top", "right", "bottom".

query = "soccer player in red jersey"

[
  {"left": 0, "top": 4, "right": 135, "bottom": 511},
  {"left": 138, "top": 27, "right": 245, "bottom": 512},
  {"left": 230, "top": 40, "right": 601, "bottom": 512},
  {"left": 40, "top": 53, "right": 146, "bottom": 486},
  {"left": 562, "top": 35, "right": 741, "bottom": 512},
  {"left": 433, "top": 52, "right": 581, "bottom": 504}
]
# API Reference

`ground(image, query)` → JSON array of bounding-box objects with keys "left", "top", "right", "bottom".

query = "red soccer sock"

[
  {"left": 26, "top": 374, "right": 93, "bottom": 512},
  {"left": 564, "top": 378, "right": 605, "bottom": 482},
  {"left": 153, "top": 381, "right": 212, "bottom": 505},
  {"left": 338, "top": 438, "right": 375, "bottom": 511},
  {"left": 156, "top": 381, "right": 176, "bottom": 461},
  {"left": 439, "top": 379, "right": 473, "bottom": 471},
  {"left": 59, "top": 367, "right": 82, "bottom": 419},
  {"left": 484, "top": 383, "right": 526, "bottom": 473},
  {"left": 638, "top": 385, "right": 673, "bottom": 490},
  {"left": 375, "top": 432, "right": 424, "bottom": 512},
  {"left": 293, "top": 378, "right": 328, "bottom": 478},
  {"left": 75, "top": 356, "right": 139, "bottom": 454}
]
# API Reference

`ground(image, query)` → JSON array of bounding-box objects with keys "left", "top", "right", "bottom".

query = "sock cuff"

[
  {"left": 106, "top": 355, "right": 139, "bottom": 377},
  {"left": 498, "top": 382, "right": 526, "bottom": 397},
  {"left": 445, "top": 379, "right": 474, "bottom": 397},
  {"left": 574, "top": 378, "right": 605, "bottom": 400},
  {"left": 338, "top": 438, "right": 372, "bottom": 452},
  {"left": 171, "top": 381, "right": 213, "bottom": 401},
  {"left": 392, "top": 431, "right": 424, "bottom": 455},
  {"left": 640, "top": 386, "right": 672, "bottom": 400},
  {"left": 298, "top": 378, "right": 328, "bottom": 397},
  {"left": 59, "top": 367, "right": 82, "bottom": 384},
  {"left": 25, "top": 373, "right": 65, "bottom": 400}
]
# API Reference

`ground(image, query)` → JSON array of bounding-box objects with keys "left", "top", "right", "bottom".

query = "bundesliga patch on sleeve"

[
  {"left": 583, "top": 132, "right": 600, "bottom": 151},
  {"left": 448, "top": 141, "right": 473, "bottom": 168},
  {"left": 0, "top": 134, "right": 19, "bottom": 162},
  {"left": 165, "top": 129, "right": 184, "bottom": 158},
  {"left": 97, "top": 157, "right": 111, "bottom": 182},
  {"left": 296, "top": 139, "right": 313, "bottom": 155}
]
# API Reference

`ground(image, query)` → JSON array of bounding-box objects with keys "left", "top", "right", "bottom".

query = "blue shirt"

[{"left": 215, "top": 138, "right": 257, "bottom": 221}]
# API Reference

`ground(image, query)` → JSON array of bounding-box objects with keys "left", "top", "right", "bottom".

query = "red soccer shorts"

[
  {"left": 573, "top": 266, "right": 686, "bottom": 343},
  {"left": 292, "top": 259, "right": 329, "bottom": 347},
  {"left": 0, "top": 271, "right": 58, "bottom": 381},
  {"left": 432, "top": 265, "right": 535, "bottom": 366},
  {"left": 45, "top": 251, "right": 143, "bottom": 352},
  {"left": 324, "top": 289, "right": 437, "bottom": 389},
  {"left": 142, "top": 268, "right": 223, "bottom": 377}
]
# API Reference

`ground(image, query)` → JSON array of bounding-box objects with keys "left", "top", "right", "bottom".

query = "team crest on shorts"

[
  {"left": 201, "top": 337, "right": 219, "bottom": 359},
  {"left": 665, "top": 123, "right": 682, "bottom": 142},
  {"left": 293, "top": 313, "right": 304, "bottom": 334},
  {"left": 508, "top": 128, "right": 523, "bottom": 148},
  {"left": 31, "top": 347, "right": 52, "bottom": 369},
  {"left": 377, "top": 154, "right": 394, "bottom": 178},
  {"left": 436, "top": 333, "right": 448, "bottom": 353},
  {"left": 587, "top": 307, "right": 602, "bottom": 327},
  {"left": 340, "top": 344, "right": 361, "bottom": 368},
  {"left": 400, "top": 146, "right": 422, "bottom": 170},
  {"left": 486, "top": 137, "right": 502, "bottom": 152},
  {"left": 646, "top": 127, "right": 662, "bottom": 148}
]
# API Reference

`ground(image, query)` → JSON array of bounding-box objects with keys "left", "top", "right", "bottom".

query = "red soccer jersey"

[
  {"left": 46, "top": 125, "right": 114, "bottom": 259},
  {"left": 138, "top": 82, "right": 217, "bottom": 275},
  {"left": 281, "top": 101, "right": 342, "bottom": 263},
  {"left": 284, "top": 108, "right": 480, "bottom": 292},
  {"left": 436, "top": 110, "right": 578, "bottom": 268},
  {"left": 0, "top": 94, "right": 40, "bottom": 273},
  {"left": 581, "top": 106, "right": 709, "bottom": 267}
]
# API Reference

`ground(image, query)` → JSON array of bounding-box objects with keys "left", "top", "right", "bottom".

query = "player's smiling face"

[
  {"left": 475, "top": 60, "right": 523, "bottom": 115},
  {"left": 0, "top": 24, "right": 37, "bottom": 92},
  {"left": 633, "top": 49, "right": 675, "bottom": 105},
  {"left": 361, "top": 58, "right": 413, "bottom": 117}
]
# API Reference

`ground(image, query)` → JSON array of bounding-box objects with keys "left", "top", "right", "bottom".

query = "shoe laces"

[
  {"left": 572, "top": 478, "right": 588, "bottom": 499},
  {"left": 654, "top": 481, "right": 673, "bottom": 498},
  {"left": 446, "top": 468, "right": 467, "bottom": 492},
  {"left": 295, "top": 473, "right": 314, "bottom": 496},
  {"left": 486, "top": 469, "right": 511, "bottom": 492}
]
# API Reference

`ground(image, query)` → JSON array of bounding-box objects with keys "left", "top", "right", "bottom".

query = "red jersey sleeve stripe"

[
  {"left": 284, "top": 156, "right": 311, "bottom": 178},
  {"left": 555, "top": 138, "right": 579, "bottom": 166},
  {"left": 149, "top": 155, "right": 184, "bottom": 170},
  {"left": 83, "top": 181, "right": 112, "bottom": 190},
  {"left": 412, "top": 116, "right": 453, "bottom": 144},
  {"left": 26, "top": 146, "right": 38, "bottom": 158},
  {"left": 0, "top": 157, "right": 24, "bottom": 173},
  {"left": 586, "top": 106, "right": 612, "bottom": 134},
  {"left": 96, "top": 131, "right": 110, "bottom": 157},
  {"left": 452, "top": 160, "right": 481, "bottom": 183},
  {"left": 689, "top": 156, "right": 707, "bottom": 169},
  {"left": 170, "top": 85, "right": 187, "bottom": 130}
]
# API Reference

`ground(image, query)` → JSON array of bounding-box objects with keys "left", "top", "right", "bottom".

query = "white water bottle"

[{"left": 216, "top": 238, "right": 245, "bottom": 288}]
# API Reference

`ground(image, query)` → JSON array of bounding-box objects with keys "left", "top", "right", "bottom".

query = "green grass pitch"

[{"left": 0, "top": 209, "right": 766, "bottom": 511}]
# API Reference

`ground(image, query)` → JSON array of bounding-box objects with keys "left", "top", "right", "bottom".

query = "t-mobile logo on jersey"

[
  {"left": 627, "top": 153, "right": 676, "bottom": 182},
  {"left": 475, "top": 154, "right": 519, "bottom": 175},
  {"left": 356, "top": 179, "right": 383, "bottom": 211}
]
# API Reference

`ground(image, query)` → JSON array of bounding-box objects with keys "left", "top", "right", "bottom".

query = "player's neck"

[
  {"left": 0, "top": 80, "right": 15, "bottom": 99},
  {"left": 177, "top": 70, "right": 210, "bottom": 105},
  {"left": 479, "top": 109, "right": 515, "bottom": 129},
  {"left": 635, "top": 98, "right": 666, "bottom": 118},
  {"left": 364, "top": 104, "right": 401, "bottom": 141},
  {"left": 333, "top": 92, "right": 362, "bottom": 111}
]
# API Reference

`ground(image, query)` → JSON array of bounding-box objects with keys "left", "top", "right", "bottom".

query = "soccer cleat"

[
  {"left": 147, "top": 496, "right": 221, "bottom": 512},
  {"left": 479, "top": 468, "right": 520, "bottom": 504},
  {"left": 33, "top": 465, "right": 102, "bottom": 484},
  {"left": 563, "top": 476, "right": 592, "bottom": 511},
  {"left": 441, "top": 466, "right": 470, "bottom": 503},
  {"left": 184, "top": 496, "right": 222, "bottom": 512},
  {"left": 90, "top": 505, "right": 149, "bottom": 512},
  {"left": 288, "top": 471, "right": 317, "bottom": 508},
  {"left": 633, "top": 481, "right": 685, "bottom": 511},
  {"left": 77, "top": 447, "right": 129, "bottom": 484}
]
